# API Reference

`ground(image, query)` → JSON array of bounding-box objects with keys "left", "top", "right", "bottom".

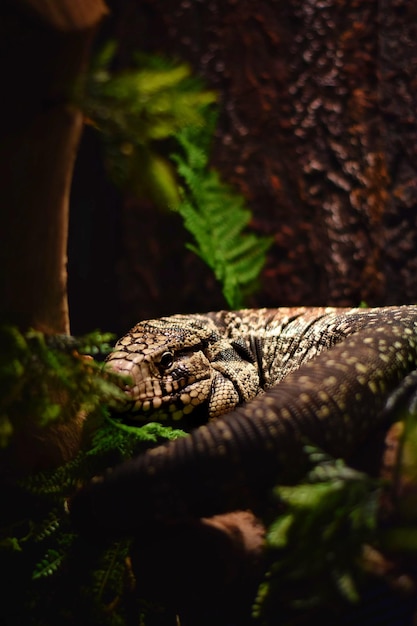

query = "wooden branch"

[
  {"left": 15, "top": 0, "right": 108, "bottom": 31},
  {"left": 0, "top": 1, "right": 108, "bottom": 473},
  {"left": 0, "top": 1, "right": 107, "bottom": 334}
]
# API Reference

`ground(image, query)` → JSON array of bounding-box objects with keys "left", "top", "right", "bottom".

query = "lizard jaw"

[{"left": 105, "top": 357, "right": 214, "bottom": 419}]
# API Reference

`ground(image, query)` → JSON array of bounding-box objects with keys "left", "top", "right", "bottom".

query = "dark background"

[{"left": 68, "top": 0, "right": 417, "bottom": 337}]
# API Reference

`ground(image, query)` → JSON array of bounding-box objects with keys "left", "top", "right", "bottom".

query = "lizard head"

[{"left": 105, "top": 313, "right": 261, "bottom": 422}]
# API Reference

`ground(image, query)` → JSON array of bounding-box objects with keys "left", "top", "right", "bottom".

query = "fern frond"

[
  {"left": 20, "top": 455, "right": 85, "bottom": 497},
  {"left": 227, "top": 238, "right": 272, "bottom": 282},
  {"left": 83, "top": 46, "right": 271, "bottom": 306},
  {"left": 82, "top": 44, "right": 216, "bottom": 210},
  {"left": 32, "top": 548, "right": 65, "bottom": 580},
  {"left": 172, "top": 110, "right": 273, "bottom": 308},
  {"left": 102, "top": 418, "right": 186, "bottom": 443},
  {"left": 6, "top": 408, "right": 185, "bottom": 625},
  {"left": 91, "top": 539, "right": 131, "bottom": 605},
  {"left": 0, "top": 325, "right": 125, "bottom": 449},
  {"left": 253, "top": 451, "right": 381, "bottom": 622},
  {"left": 33, "top": 512, "right": 61, "bottom": 543}
]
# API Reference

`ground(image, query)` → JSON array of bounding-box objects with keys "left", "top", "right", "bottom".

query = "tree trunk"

[
  {"left": 98, "top": 0, "right": 417, "bottom": 324},
  {"left": 0, "top": 0, "right": 108, "bottom": 334},
  {"left": 0, "top": 1, "right": 108, "bottom": 474}
]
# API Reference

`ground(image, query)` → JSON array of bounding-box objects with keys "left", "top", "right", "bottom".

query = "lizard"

[
  {"left": 69, "top": 305, "right": 417, "bottom": 535},
  {"left": 104, "top": 306, "right": 402, "bottom": 422}
]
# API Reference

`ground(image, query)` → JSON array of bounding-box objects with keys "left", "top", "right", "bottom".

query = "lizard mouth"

[
  {"left": 127, "top": 375, "right": 213, "bottom": 419},
  {"left": 106, "top": 358, "right": 213, "bottom": 421}
]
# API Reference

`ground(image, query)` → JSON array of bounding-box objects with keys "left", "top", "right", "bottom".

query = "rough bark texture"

[
  {"left": 0, "top": 0, "right": 107, "bottom": 474},
  {"left": 69, "top": 0, "right": 417, "bottom": 335},
  {"left": 0, "top": 0, "right": 107, "bottom": 334}
]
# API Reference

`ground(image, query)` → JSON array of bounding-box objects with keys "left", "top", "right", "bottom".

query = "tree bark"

[
  {"left": 97, "top": 0, "right": 417, "bottom": 325},
  {"left": 0, "top": 0, "right": 108, "bottom": 475},
  {"left": 0, "top": 0, "right": 108, "bottom": 334}
]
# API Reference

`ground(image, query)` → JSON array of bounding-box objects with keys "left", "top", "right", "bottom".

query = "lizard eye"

[{"left": 159, "top": 351, "right": 174, "bottom": 369}]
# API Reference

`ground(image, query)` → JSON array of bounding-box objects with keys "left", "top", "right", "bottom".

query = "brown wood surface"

[
  {"left": 0, "top": 0, "right": 107, "bottom": 473},
  {"left": 74, "top": 0, "right": 417, "bottom": 334},
  {"left": 0, "top": 0, "right": 107, "bottom": 334}
]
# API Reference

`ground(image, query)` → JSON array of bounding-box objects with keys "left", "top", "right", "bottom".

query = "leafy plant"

[
  {"left": 83, "top": 44, "right": 272, "bottom": 308},
  {"left": 253, "top": 448, "right": 382, "bottom": 624},
  {"left": 0, "top": 326, "right": 186, "bottom": 626},
  {"left": 172, "top": 109, "right": 273, "bottom": 308},
  {"left": 0, "top": 325, "right": 122, "bottom": 448},
  {"left": 83, "top": 42, "right": 216, "bottom": 209}
]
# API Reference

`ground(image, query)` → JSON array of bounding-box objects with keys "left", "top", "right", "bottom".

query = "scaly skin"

[
  {"left": 105, "top": 306, "right": 408, "bottom": 421},
  {"left": 70, "top": 305, "right": 417, "bottom": 534}
]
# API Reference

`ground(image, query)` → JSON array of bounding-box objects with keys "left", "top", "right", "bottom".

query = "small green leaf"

[
  {"left": 32, "top": 548, "right": 64, "bottom": 580},
  {"left": 0, "top": 537, "right": 22, "bottom": 552}
]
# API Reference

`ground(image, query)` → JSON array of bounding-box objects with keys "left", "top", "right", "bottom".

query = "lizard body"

[
  {"left": 106, "top": 306, "right": 402, "bottom": 422},
  {"left": 70, "top": 305, "right": 417, "bottom": 534}
]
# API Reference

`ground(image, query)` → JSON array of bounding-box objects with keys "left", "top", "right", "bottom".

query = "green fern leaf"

[
  {"left": 83, "top": 45, "right": 216, "bottom": 210},
  {"left": 32, "top": 548, "right": 64, "bottom": 580},
  {"left": 33, "top": 512, "right": 61, "bottom": 542},
  {"left": 254, "top": 452, "right": 381, "bottom": 621},
  {"left": 91, "top": 540, "right": 131, "bottom": 603},
  {"left": 171, "top": 109, "right": 273, "bottom": 308}
]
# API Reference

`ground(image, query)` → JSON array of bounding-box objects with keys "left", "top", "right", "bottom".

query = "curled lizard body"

[
  {"left": 70, "top": 305, "right": 417, "bottom": 534},
  {"left": 105, "top": 306, "right": 402, "bottom": 422}
]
